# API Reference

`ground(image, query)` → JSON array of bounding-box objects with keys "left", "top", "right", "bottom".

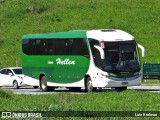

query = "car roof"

[{"left": 0, "top": 67, "right": 22, "bottom": 70}]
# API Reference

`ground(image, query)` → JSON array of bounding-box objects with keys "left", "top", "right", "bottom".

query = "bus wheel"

[
  {"left": 115, "top": 87, "right": 127, "bottom": 92},
  {"left": 85, "top": 77, "right": 93, "bottom": 93},
  {"left": 40, "top": 76, "right": 48, "bottom": 92}
]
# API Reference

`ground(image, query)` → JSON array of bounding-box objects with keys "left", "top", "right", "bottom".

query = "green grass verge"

[
  {"left": 1, "top": 88, "right": 160, "bottom": 111},
  {"left": 142, "top": 80, "right": 160, "bottom": 85},
  {"left": 1, "top": 88, "right": 160, "bottom": 119}
]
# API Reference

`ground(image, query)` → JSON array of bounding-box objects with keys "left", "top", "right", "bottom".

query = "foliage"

[{"left": 0, "top": 0, "right": 160, "bottom": 68}]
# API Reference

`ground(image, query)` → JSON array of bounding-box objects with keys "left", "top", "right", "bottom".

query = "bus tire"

[
  {"left": 40, "top": 76, "right": 48, "bottom": 92},
  {"left": 115, "top": 87, "right": 127, "bottom": 92},
  {"left": 85, "top": 77, "right": 93, "bottom": 93}
]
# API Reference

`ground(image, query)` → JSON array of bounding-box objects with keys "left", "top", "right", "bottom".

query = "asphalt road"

[{"left": 1, "top": 85, "right": 160, "bottom": 94}]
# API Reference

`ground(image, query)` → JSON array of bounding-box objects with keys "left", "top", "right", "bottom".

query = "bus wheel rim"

[
  {"left": 88, "top": 81, "right": 92, "bottom": 92},
  {"left": 42, "top": 79, "right": 46, "bottom": 90}
]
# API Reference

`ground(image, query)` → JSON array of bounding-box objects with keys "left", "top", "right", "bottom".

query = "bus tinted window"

[
  {"left": 22, "top": 38, "right": 89, "bottom": 56},
  {"left": 89, "top": 38, "right": 102, "bottom": 68}
]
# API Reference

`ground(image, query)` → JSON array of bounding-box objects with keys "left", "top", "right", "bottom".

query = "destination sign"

[{"left": 143, "top": 64, "right": 160, "bottom": 79}]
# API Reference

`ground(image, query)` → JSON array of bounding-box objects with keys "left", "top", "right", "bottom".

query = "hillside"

[{"left": 0, "top": 0, "right": 160, "bottom": 68}]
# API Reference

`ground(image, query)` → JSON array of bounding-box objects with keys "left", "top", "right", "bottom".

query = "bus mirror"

[
  {"left": 138, "top": 44, "right": 146, "bottom": 57},
  {"left": 94, "top": 45, "right": 105, "bottom": 59}
]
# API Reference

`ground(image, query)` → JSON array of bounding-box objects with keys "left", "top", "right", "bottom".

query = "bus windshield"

[{"left": 103, "top": 41, "right": 140, "bottom": 73}]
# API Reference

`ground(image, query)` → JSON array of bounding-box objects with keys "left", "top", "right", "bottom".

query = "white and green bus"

[{"left": 22, "top": 29, "right": 145, "bottom": 92}]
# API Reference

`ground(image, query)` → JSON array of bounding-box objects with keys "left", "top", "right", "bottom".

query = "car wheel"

[
  {"left": 85, "top": 77, "right": 93, "bottom": 93},
  {"left": 13, "top": 80, "right": 19, "bottom": 89},
  {"left": 40, "top": 76, "right": 48, "bottom": 92}
]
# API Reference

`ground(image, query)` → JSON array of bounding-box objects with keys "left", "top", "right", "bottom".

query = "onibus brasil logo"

[
  {"left": 48, "top": 58, "right": 75, "bottom": 65},
  {"left": 1, "top": 112, "right": 42, "bottom": 119}
]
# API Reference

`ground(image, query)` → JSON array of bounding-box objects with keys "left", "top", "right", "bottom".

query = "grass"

[
  {"left": 1, "top": 88, "right": 160, "bottom": 111},
  {"left": 142, "top": 79, "right": 160, "bottom": 85},
  {"left": 0, "top": 0, "right": 160, "bottom": 68},
  {"left": 0, "top": 88, "right": 160, "bottom": 119}
]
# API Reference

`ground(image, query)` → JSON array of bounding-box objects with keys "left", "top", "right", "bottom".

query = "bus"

[{"left": 22, "top": 29, "right": 145, "bottom": 92}]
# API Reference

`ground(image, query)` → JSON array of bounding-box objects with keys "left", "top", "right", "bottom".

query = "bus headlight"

[
  {"left": 134, "top": 72, "right": 141, "bottom": 78},
  {"left": 109, "top": 77, "right": 119, "bottom": 80}
]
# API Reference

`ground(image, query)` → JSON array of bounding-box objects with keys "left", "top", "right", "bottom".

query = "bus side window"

[
  {"left": 81, "top": 38, "right": 90, "bottom": 57},
  {"left": 66, "top": 39, "right": 74, "bottom": 55},
  {"left": 66, "top": 38, "right": 89, "bottom": 57},
  {"left": 22, "top": 38, "right": 89, "bottom": 56},
  {"left": 34, "top": 40, "right": 44, "bottom": 55},
  {"left": 89, "top": 38, "right": 102, "bottom": 68},
  {"left": 22, "top": 39, "right": 35, "bottom": 55},
  {"left": 94, "top": 49, "right": 102, "bottom": 68}
]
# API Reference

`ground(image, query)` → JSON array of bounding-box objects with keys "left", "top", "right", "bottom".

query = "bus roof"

[
  {"left": 22, "top": 30, "right": 87, "bottom": 39},
  {"left": 87, "top": 29, "right": 134, "bottom": 42},
  {"left": 22, "top": 29, "right": 134, "bottom": 41}
]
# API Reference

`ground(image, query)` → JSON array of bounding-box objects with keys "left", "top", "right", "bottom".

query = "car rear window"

[{"left": 12, "top": 69, "right": 22, "bottom": 74}]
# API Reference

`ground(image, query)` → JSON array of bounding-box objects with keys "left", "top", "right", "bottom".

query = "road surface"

[{"left": 1, "top": 85, "right": 160, "bottom": 95}]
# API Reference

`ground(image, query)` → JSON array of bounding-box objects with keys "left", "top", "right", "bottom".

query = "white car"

[{"left": 0, "top": 67, "right": 26, "bottom": 89}]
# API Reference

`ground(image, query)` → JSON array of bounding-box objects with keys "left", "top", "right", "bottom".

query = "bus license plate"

[{"left": 122, "top": 82, "right": 128, "bottom": 85}]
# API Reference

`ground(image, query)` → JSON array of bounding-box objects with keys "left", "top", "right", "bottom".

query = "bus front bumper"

[{"left": 104, "top": 77, "right": 141, "bottom": 88}]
